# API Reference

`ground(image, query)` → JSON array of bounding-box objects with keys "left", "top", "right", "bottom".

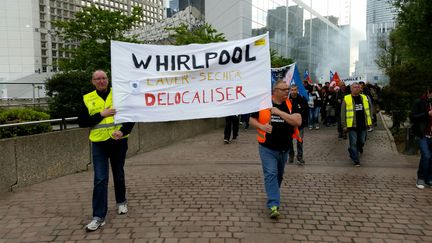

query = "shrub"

[{"left": 0, "top": 108, "right": 52, "bottom": 139}]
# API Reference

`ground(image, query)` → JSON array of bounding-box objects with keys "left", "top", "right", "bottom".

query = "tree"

[
  {"left": 45, "top": 5, "right": 143, "bottom": 118},
  {"left": 270, "top": 49, "right": 294, "bottom": 68},
  {"left": 392, "top": 0, "right": 432, "bottom": 73},
  {"left": 53, "top": 5, "right": 144, "bottom": 72},
  {"left": 167, "top": 23, "right": 226, "bottom": 45},
  {"left": 45, "top": 70, "right": 94, "bottom": 118},
  {"left": 376, "top": 0, "right": 432, "bottom": 126}
]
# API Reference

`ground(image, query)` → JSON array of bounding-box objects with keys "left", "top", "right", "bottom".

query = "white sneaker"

[
  {"left": 416, "top": 179, "right": 426, "bottom": 189},
  {"left": 118, "top": 203, "right": 128, "bottom": 214},
  {"left": 85, "top": 218, "right": 105, "bottom": 231}
]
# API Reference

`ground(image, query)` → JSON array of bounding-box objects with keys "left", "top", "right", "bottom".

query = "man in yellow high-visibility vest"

[
  {"left": 78, "top": 70, "right": 135, "bottom": 231},
  {"left": 341, "top": 82, "right": 372, "bottom": 167}
]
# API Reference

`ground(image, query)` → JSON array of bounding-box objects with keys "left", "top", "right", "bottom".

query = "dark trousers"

[
  {"left": 224, "top": 115, "right": 239, "bottom": 140},
  {"left": 417, "top": 137, "right": 432, "bottom": 182},
  {"left": 91, "top": 138, "right": 128, "bottom": 219}
]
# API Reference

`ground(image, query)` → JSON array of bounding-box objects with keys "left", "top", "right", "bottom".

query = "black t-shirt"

[
  {"left": 251, "top": 100, "right": 299, "bottom": 151},
  {"left": 353, "top": 95, "right": 366, "bottom": 130},
  {"left": 289, "top": 95, "right": 308, "bottom": 129}
]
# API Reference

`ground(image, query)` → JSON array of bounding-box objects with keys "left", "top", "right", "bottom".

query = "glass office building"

[
  {"left": 206, "top": 0, "right": 350, "bottom": 82},
  {"left": 363, "top": 0, "right": 397, "bottom": 84}
]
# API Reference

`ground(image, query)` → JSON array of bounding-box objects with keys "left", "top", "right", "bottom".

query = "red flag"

[
  {"left": 331, "top": 72, "right": 341, "bottom": 86},
  {"left": 305, "top": 75, "right": 312, "bottom": 85}
]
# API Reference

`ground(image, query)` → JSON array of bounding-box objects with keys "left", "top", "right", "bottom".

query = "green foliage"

[
  {"left": 0, "top": 108, "right": 52, "bottom": 139},
  {"left": 392, "top": 0, "right": 432, "bottom": 72},
  {"left": 377, "top": 0, "right": 432, "bottom": 127},
  {"left": 270, "top": 49, "right": 294, "bottom": 68},
  {"left": 45, "top": 71, "right": 94, "bottom": 118},
  {"left": 53, "top": 5, "right": 144, "bottom": 72},
  {"left": 48, "top": 5, "right": 143, "bottom": 119},
  {"left": 167, "top": 23, "right": 226, "bottom": 45}
]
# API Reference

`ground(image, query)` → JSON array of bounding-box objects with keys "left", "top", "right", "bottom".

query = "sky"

[
  {"left": 306, "top": 0, "right": 367, "bottom": 74},
  {"left": 165, "top": 0, "right": 367, "bottom": 75}
]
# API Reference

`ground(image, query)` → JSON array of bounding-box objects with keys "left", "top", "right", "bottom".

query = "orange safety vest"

[{"left": 256, "top": 99, "right": 302, "bottom": 143}]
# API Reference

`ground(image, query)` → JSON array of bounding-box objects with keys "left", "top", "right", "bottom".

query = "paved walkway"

[{"left": 0, "top": 113, "right": 430, "bottom": 243}]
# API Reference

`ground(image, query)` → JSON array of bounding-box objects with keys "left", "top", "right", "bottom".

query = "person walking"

[
  {"left": 335, "top": 83, "right": 348, "bottom": 139},
  {"left": 288, "top": 84, "right": 308, "bottom": 165},
  {"left": 223, "top": 115, "right": 239, "bottom": 144},
  {"left": 249, "top": 81, "right": 302, "bottom": 219},
  {"left": 410, "top": 89, "right": 432, "bottom": 189},
  {"left": 341, "top": 82, "right": 372, "bottom": 167},
  {"left": 307, "top": 85, "right": 322, "bottom": 129},
  {"left": 78, "top": 70, "right": 135, "bottom": 231}
]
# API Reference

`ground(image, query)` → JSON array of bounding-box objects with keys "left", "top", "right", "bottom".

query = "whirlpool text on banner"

[{"left": 110, "top": 33, "right": 271, "bottom": 123}]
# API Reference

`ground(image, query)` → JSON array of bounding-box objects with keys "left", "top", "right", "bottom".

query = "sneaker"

[
  {"left": 85, "top": 218, "right": 105, "bottom": 231},
  {"left": 224, "top": 139, "right": 230, "bottom": 144},
  {"left": 118, "top": 203, "right": 128, "bottom": 214},
  {"left": 368, "top": 127, "right": 373, "bottom": 132},
  {"left": 297, "top": 158, "right": 305, "bottom": 165},
  {"left": 269, "top": 206, "right": 280, "bottom": 219},
  {"left": 315, "top": 126, "right": 320, "bottom": 130},
  {"left": 308, "top": 126, "right": 313, "bottom": 130},
  {"left": 354, "top": 160, "right": 361, "bottom": 167},
  {"left": 416, "top": 179, "right": 426, "bottom": 189}
]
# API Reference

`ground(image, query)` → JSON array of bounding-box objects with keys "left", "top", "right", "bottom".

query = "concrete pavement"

[{"left": 0, "top": 114, "right": 430, "bottom": 243}]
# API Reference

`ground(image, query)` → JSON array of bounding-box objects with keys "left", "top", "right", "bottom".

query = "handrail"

[{"left": 0, "top": 117, "right": 78, "bottom": 130}]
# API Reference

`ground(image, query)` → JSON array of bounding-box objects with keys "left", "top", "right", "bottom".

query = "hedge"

[{"left": 0, "top": 108, "right": 52, "bottom": 139}]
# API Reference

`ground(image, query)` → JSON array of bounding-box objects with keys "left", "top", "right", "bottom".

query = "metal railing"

[
  {"left": 0, "top": 117, "right": 78, "bottom": 131},
  {"left": 0, "top": 82, "right": 47, "bottom": 108}
]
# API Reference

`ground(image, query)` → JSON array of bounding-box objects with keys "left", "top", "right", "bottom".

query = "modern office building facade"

[
  {"left": 361, "top": 0, "right": 397, "bottom": 84},
  {"left": 205, "top": 0, "right": 350, "bottom": 82},
  {"left": 0, "top": 0, "right": 165, "bottom": 83}
]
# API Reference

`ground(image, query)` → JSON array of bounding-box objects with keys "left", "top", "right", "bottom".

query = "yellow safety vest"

[
  {"left": 344, "top": 94, "right": 372, "bottom": 128},
  {"left": 83, "top": 88, "right": 127, "bottom": 142}
]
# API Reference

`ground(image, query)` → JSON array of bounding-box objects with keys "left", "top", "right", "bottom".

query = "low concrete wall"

[
  {"left": 0, "top": 138, "right": 16, "bottom": 192},
  {"left": 0, "top": 118, "right": 224, "bottom": 192}
]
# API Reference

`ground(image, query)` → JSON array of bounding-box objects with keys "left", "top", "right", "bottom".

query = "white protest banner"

[{"left": 111, "top": 33, "right": 271, "bottom": 123}]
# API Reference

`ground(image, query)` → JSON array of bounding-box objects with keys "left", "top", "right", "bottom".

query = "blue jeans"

[
  {"left": 308, "top": 107, "right": 321, "bottom": 127},
  {"left": 92, "top": 138, "right": 128, "bottom": 219},
  {"left": 348, "top": 128, "right": 367, "bottom": 162},
  {"left": 259, "top": 144, "right": 288, "bottom": 208},
  {"left": 417, "top": 137, "right": 432, "bottom": 182}
]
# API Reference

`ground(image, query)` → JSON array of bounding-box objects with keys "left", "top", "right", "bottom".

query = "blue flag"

[
  {"left": 280, "top": 63, "right": 308, "bottom": 98},
  {"left": 271, "top": 63, "right": 308, "bottom": 98},
  {"left": 292, "top": 64, "right": 308, "bottom": 98},
  {"left": 271, "top": 70, "right": 278, "bottom": 88},
  {"left": 304, "top": 69, "right": 309, "bottom": 79}
]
